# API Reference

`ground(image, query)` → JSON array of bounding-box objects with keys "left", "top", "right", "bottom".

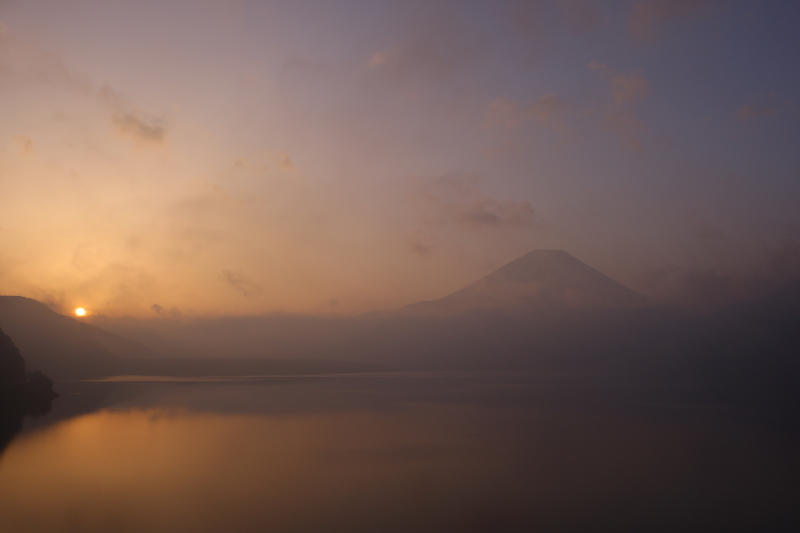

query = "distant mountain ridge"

[
  {"left": 0, "top": 296, "right": 387, "bottom": 379},
  {"left": 0, "top": 296, "right": 158, "bottom": 378},
  {"left": 403, "top": 250, "right": 649, "bottom": 314}
]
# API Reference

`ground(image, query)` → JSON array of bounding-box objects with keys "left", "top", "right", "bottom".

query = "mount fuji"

[{"left": 403, "top": 250, "right": 649, "bottom": 314}]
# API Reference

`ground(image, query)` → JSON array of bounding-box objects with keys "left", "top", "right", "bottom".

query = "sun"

[{"left": 75, "top": 308, "right": 86, "bottom": 316}]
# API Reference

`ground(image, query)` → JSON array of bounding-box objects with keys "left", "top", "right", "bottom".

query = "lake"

[{"left": 1, "top": 373, "right": 798, "bottom": 532}]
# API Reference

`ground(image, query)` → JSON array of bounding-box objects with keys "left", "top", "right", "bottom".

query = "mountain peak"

[
  {"left": 404, "top": 250, "right": 648, "bottom": 314},
  {"left": 492, "top": 249, "right": 585, "bottom": 283}
]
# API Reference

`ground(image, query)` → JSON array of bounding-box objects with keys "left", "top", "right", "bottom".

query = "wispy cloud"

[
  {"left": 221, "top": 270, "right": 262, "bottom": 297},
  {"left": 407, "top": 229, "right": 434, "bottom": 258},
  {"left": 12, "top": 134, "right": 34, "bottom": 155},
  {"left": 1, "top": 32, "right": 169, "bottom": 147},
  {"left": 632, "top": 238, "right": 800, "bottom": 307},
  {"left": 230, "top": 151, "right": 297, "bottom": 176},
  {"left": 528, "top": 94, "right": 573, "bottom": 131},
  {"left": 628, "top": 0, "right": 717, "bottom": 39},
  {"left": 411, "top": 172, "right": 540, "bottom": 232},
  {"left": 365, "top": 4, "right": 482, "bottom": 83},
  {"left": 559, "top": 0, "right": 603, "bottom": 32},
  {"left": 112, "top": 111, "right": 166, "bottom": 145},
  {"left": 487, "top": 94, "right": 573, "bottom": 137},
  {"left": 150, "top": 303, "right": 182, "bottom": 317},
  {"left": 735, "top": 95, "right": 796, "bottom": 122},
  {"left": 590, "top": 62, "right": 650, "bottom": 150}
]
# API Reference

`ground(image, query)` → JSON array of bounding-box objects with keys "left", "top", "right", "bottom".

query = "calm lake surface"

[{"left": 1, "top": 373, "right": 798, "bottom": 532}]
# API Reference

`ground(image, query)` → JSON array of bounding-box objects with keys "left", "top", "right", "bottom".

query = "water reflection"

[
  {"left": 0, "top": 376, "right": 798, "bottom": 532},
  {"left": 0, "top": 384, "right": 56, "bottom": 455}
]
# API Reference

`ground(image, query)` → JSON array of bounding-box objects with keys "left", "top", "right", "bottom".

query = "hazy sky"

[{"left": 0, "top": 0, "right": 798, "bottom": 316}]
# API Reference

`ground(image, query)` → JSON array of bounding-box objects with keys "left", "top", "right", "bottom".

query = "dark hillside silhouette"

[
  {"left": 0, "top": 296, "right": 157, "bottom": 379},
  {"left": 0, "top": 326, "right": 58, "bottom": 454},
  {"left": 0, "top": 326, "right": 26, "bottom": 383}
]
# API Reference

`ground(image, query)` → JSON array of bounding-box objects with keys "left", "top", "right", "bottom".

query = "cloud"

[
  {"left": 0, "top": 29, "right": 89, "bottom": 92},
  {"left": 365, "top": 5, "right": 482, "bottom": 82},
  {"left": 412, "top": 172, "right": 540, "bottom": 231},
  {"left": 632, "top": 238, "right": 800, "bottom": 307},
  {"left": 486, "top": 97, "right": 523, "bottom": 129},
  {"left": 0, "top": 32, "right": 169, "bottom": 148},
  {"left": 276, "top": 151, "right": 295, "bottom": 173},
  {"left": 486, "top": 94, "right": 573, "bottom": 137},
  {"left": 229, "top": 151, "right": 297, "bottom": 178},
  {"left": 151, "top": 304, "right": 182, "bottom": 317},
  {"left": 408, "top": 229, "right": 433, "bottom": 257},
  {"left": 367, "top": 37, "right": 479, "bottom": 80},
  {"left": 559, "top": 0, "right": 603, "bottom": 32},
  {"left": 99, "top": 80, "right": 169, "bottom": 146},
  {"left": 528, "top": 94, "right": 573, "bottom": 129},
  {"left": 368, "top": 51, "right": 390, "bottom": 69},
  {"left": 112, "top": 111, "right": 166, "bottom": 145},
  {"left": 608, "top": 71, "right": 649, "bottom": 108},
  {"left": 591, "top": 63, "right": 650, "bottom": 150},
  {"left": 456, "top": 198, "right": 536, "bottom": 229},
  {"left": 632, "top": 263, "right": 737, "bottom": 308},
  {"left": 735, "top": 95, "right": 796, "bottom": 122},
  {"left": 505, "top": 0, "right": 548, "bottom": 44},
  {"left": 12, "top": 134, "right": 34, "bottom": 155},
  {"left": 736, "top": 105, "right": 776, "bottom": 121},
  {"left": 503, "top": 0, "right": 606, "bottom": 53},
  {"left": 628, "top": 0, "right": 716, "bottom": 39},
  {"left": 488, "top": 62, "right": 650, "bottom": 152},
  {"left": 221, "top": 270, "right": 262, "bottom": 297}
]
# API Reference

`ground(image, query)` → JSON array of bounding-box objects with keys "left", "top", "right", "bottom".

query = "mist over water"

[
  {"left": 1, "top": 250, "right": 798, "bottom": 532},
  {"left": 2, "top": 374, "right": 798, "bottom": 533}
]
